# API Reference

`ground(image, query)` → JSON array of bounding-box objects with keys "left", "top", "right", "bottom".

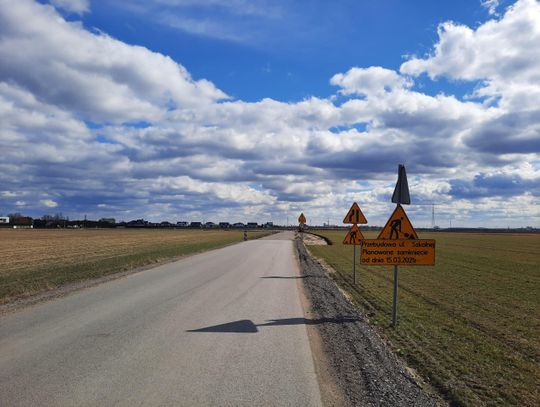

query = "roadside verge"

[{"left": 295, "top": 238, "right": 442, "bottom": 406}]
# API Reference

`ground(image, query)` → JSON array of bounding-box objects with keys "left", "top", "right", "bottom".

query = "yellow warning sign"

[
  {"left": 343, "top": 202, "right": 368, "bottom": 224},
  {"left": 360, "top": 239, "right": 435, "bottom": 265},
  {"left": 298, "top": 213, "right": 306, "bottom": 224},
  {"left": 343, "top": 224, "right": 364, "bottom": 245},
  {"left": 377, "top": 204, "right": 418, "bottom": 240}
]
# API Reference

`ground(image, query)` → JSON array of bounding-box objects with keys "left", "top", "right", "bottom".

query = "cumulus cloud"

[
  {"left": 400, "top": 0, "right": 540, "bottom": 108},
  {"left": 0, "top": 0, "right": 227, "bottom": 124},
  {"left": 450, "top": 172, "right": 540, "bottom": 199},
  {"left": 0, "top": 0, "right": 539, "bottom": 226},
  {"left": 330, "top": 67, "right": 412, "bottom": 97}
]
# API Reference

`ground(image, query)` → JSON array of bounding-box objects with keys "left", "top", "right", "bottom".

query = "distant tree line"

[{"left": 0, "top": 212, "right": 537, "bottom": 232}]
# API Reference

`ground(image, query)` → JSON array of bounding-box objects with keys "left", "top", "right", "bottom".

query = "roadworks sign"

[
  {"left": 343, "top": 202, "right": 368, "bottom": 224},
  {"left": 298, "top": 213, "right": 306, "bottom": 224},
  {"left": 377, "top": 204, "right": 418, "bottom": 240},
  {"left": 343, "top": 224, "right": 364, "bottom": 245},
  {"left": 360, "top": 239, "right": 435, "bottom": 265}
]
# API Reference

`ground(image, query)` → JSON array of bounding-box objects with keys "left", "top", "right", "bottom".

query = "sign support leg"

[
  {"left": 353, "top": 245, "right": 356, "bottom": 284},
  {"left": 392, "top": 265, "right": 398, "bottom": 327}
]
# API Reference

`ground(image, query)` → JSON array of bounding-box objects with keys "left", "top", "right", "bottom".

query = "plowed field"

[{"left": 0, "top": 228, "right": 268, "bottom": 304}]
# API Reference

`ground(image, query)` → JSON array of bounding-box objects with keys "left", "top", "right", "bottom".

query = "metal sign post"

[
  {"left": 391, "top": 164, "right": 407, "bottom": 327},
  {"left": 353, "top": 245, "right": 357, "bottom": 284},
  {"left": 360, "top": 164, "right": 438, "bottom": 328},
  {"left": 343, "top": 203, "right": 368, "bottom": 286},
  {"left": 392, "top": 265, "right": 398, "bottom": 326}
]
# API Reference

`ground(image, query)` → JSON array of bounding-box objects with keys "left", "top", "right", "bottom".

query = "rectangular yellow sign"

[{"left": 360, "top": 239, "right": 435, "bottom": 266}]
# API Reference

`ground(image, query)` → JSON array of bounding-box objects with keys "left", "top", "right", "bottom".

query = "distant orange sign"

[
  {"left": 343, "top": 224, "right": 364, "bottom": 245},
  {"left": 343, "top": 202, "right": 368, "bottom": 224},
  {"left": 360, "top": 239, "right": 435, "bottom": 265},
  {"left": 298, "top": 213, "right": 306, "bottom": 224},
  {"left": 377, "top": 204, "right": 418, "bottom": 240}
]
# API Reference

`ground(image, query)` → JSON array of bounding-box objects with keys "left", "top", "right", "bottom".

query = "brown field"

[
  {"left": 308, "top": 230, "right": 540, "bottom": 407},
  {"left": 0, "top": 228, "right": 269, "bottom": 304}
]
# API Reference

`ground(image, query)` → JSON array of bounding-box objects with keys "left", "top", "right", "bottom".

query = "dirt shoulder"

[
  {"left": 300, "top": 232, "right": 328, "bottom": 245},
  {"left": 295, "top": 238, "right": 442, "bottom": 407}
]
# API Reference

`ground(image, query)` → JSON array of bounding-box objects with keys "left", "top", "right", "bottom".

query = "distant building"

[
  {"left": 190, "top": 222, "right": 202, "bottom": 228},
  {"left": 246, "top": 222, "right": 258, "bottom": 228},
  {"left": 176, "top": 221, "right": 189, "bottom": 227},
  {"left": 205, "top": 222, "right": 217, "bottom": 228},
  {"left": 219, "top": 222, "right": 230, "bottom": 228},
  {"left": 264, "top": 222, "right": 273, "bottom": 228},
  {"left": 99, "top": 218, "right": 116, "bottom": 224},
  {"left": 10, "top": 216, "right": 33, "bottom": 228},
  {"left": 127, "top": 219, "right": 148, "bottom": 227},
  {"left": 0, "top": 216, "right": 9, "bottom": 224},
  {"left": 232, "top": 222, "right": 245, "bottom": 228}
]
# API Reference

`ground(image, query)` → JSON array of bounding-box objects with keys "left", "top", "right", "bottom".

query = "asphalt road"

[{"left": 0, "top": 232, "right": 323, "bottom": 406}]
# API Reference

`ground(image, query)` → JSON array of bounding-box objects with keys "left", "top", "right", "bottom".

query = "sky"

[{"left": 0, "top": 0, "right": 539, "bottom": 227}]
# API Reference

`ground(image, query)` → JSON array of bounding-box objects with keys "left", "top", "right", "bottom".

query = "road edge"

[
  {"left": 293, "top": 236, "right": 349, "bottom": 407},
  {"left": 294, "top": 237, "right": 444, "bottom": 407},
  {"left": 1, "top": 233, "right": 274, "bottom": 316}
]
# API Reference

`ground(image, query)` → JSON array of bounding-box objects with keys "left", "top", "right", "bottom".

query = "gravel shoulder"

[{"left": 295, "top": 237, "right": 443, "bottom": 407}]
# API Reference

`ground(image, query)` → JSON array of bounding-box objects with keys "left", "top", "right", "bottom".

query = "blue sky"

[
  {"left": 1, "top": 0, "right": 539, "bottom": 227},
  {"left": 81, "top": 0, "right": 485, "bottom": 101}
]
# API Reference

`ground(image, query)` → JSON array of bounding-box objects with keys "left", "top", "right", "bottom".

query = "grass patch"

[
  {"left": 1, "top": 229, "right": 271, "bottom": 304},
  {"left": 308, "top": 230, "right": 540, "bottom": 407}
]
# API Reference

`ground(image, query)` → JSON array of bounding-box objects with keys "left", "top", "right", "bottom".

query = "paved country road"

[{"left": 0, "top": 232, "right": 323, "bottom": 406}]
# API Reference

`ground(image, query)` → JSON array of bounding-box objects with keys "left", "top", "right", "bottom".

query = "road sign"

[
  {"left": 360, "top": 239, "right": 435, "bottom": 265},
  {"left": 377, "top": 204, "right": 418, "bottom": 240},
  {"left": 343, "top": 202, "right": 368, "bottom": 224},
  {"left": 392, "top": 164, "right": 410, "bottom": 205},
  {"left": 298, "top": 213, "right": 306, "bottom": 224},
  {"left": 343, "top": 224, "right": 364, "bottom": 245}
]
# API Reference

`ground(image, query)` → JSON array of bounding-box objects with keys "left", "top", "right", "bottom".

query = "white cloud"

[
  {"left": 0, "top": 0, "right": 538, "bottom": 226},
  {"left": 0, "top": 0, "right": 227, "bottom": 123},
  {"left": 481, "top": 0, "right": 500, "bottom": 15},
  {"left": 330, "top": 67, "right": 412, "bottom": 97},
  {"left": 401, "top": 0, "right": 540, "bottom": 109},
  {"left": 50, "top": 0, "right": 90, "bottom": 14},
  {"left": 41, "top": 199, "right": 58, "bottom": 208}
]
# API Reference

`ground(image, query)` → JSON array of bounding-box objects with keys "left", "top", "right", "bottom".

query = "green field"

[
  {"left": 307, "top": 230, "right": 540, "bottom": 407},
  {"left": 0, "top": 228, "right": 270, "bottom": 304}
]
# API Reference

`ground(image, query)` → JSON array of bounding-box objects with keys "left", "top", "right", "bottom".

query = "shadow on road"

[{"left": 187, "top": 316, "right": 359, "bottom": 333}]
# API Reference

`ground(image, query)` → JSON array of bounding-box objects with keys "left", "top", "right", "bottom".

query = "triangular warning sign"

[
  {"left": 377, "top": 204, "right": 418, "bottom": 240},
  {"left": 343, "top": 202, "right": 368, "bottom": 224},
  {"left": 298, "top": 213, "right": 306, "bottom": 224},
  {"left": 343, "top": 224, "right": 364, "bottom": 245}
]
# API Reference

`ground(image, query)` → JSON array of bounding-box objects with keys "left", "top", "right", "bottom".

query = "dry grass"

[
  {"left": 0, "top": 228, "right": 269, "bottom": 304},
  {"left": 308, "top": 230, "right": 540, "bottom": 407}
]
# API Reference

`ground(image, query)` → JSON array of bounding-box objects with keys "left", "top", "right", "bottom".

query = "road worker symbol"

[
  {"left": 343, "top": 224, "right": 364, "bottom": 245},
  {"left": 378, "top": 204, "right": 418, "bottom": 240}
]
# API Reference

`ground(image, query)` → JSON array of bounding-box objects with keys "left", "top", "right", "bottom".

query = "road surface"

[{"left": 0, "top": 232, "right": 323, "bottom": 406}]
